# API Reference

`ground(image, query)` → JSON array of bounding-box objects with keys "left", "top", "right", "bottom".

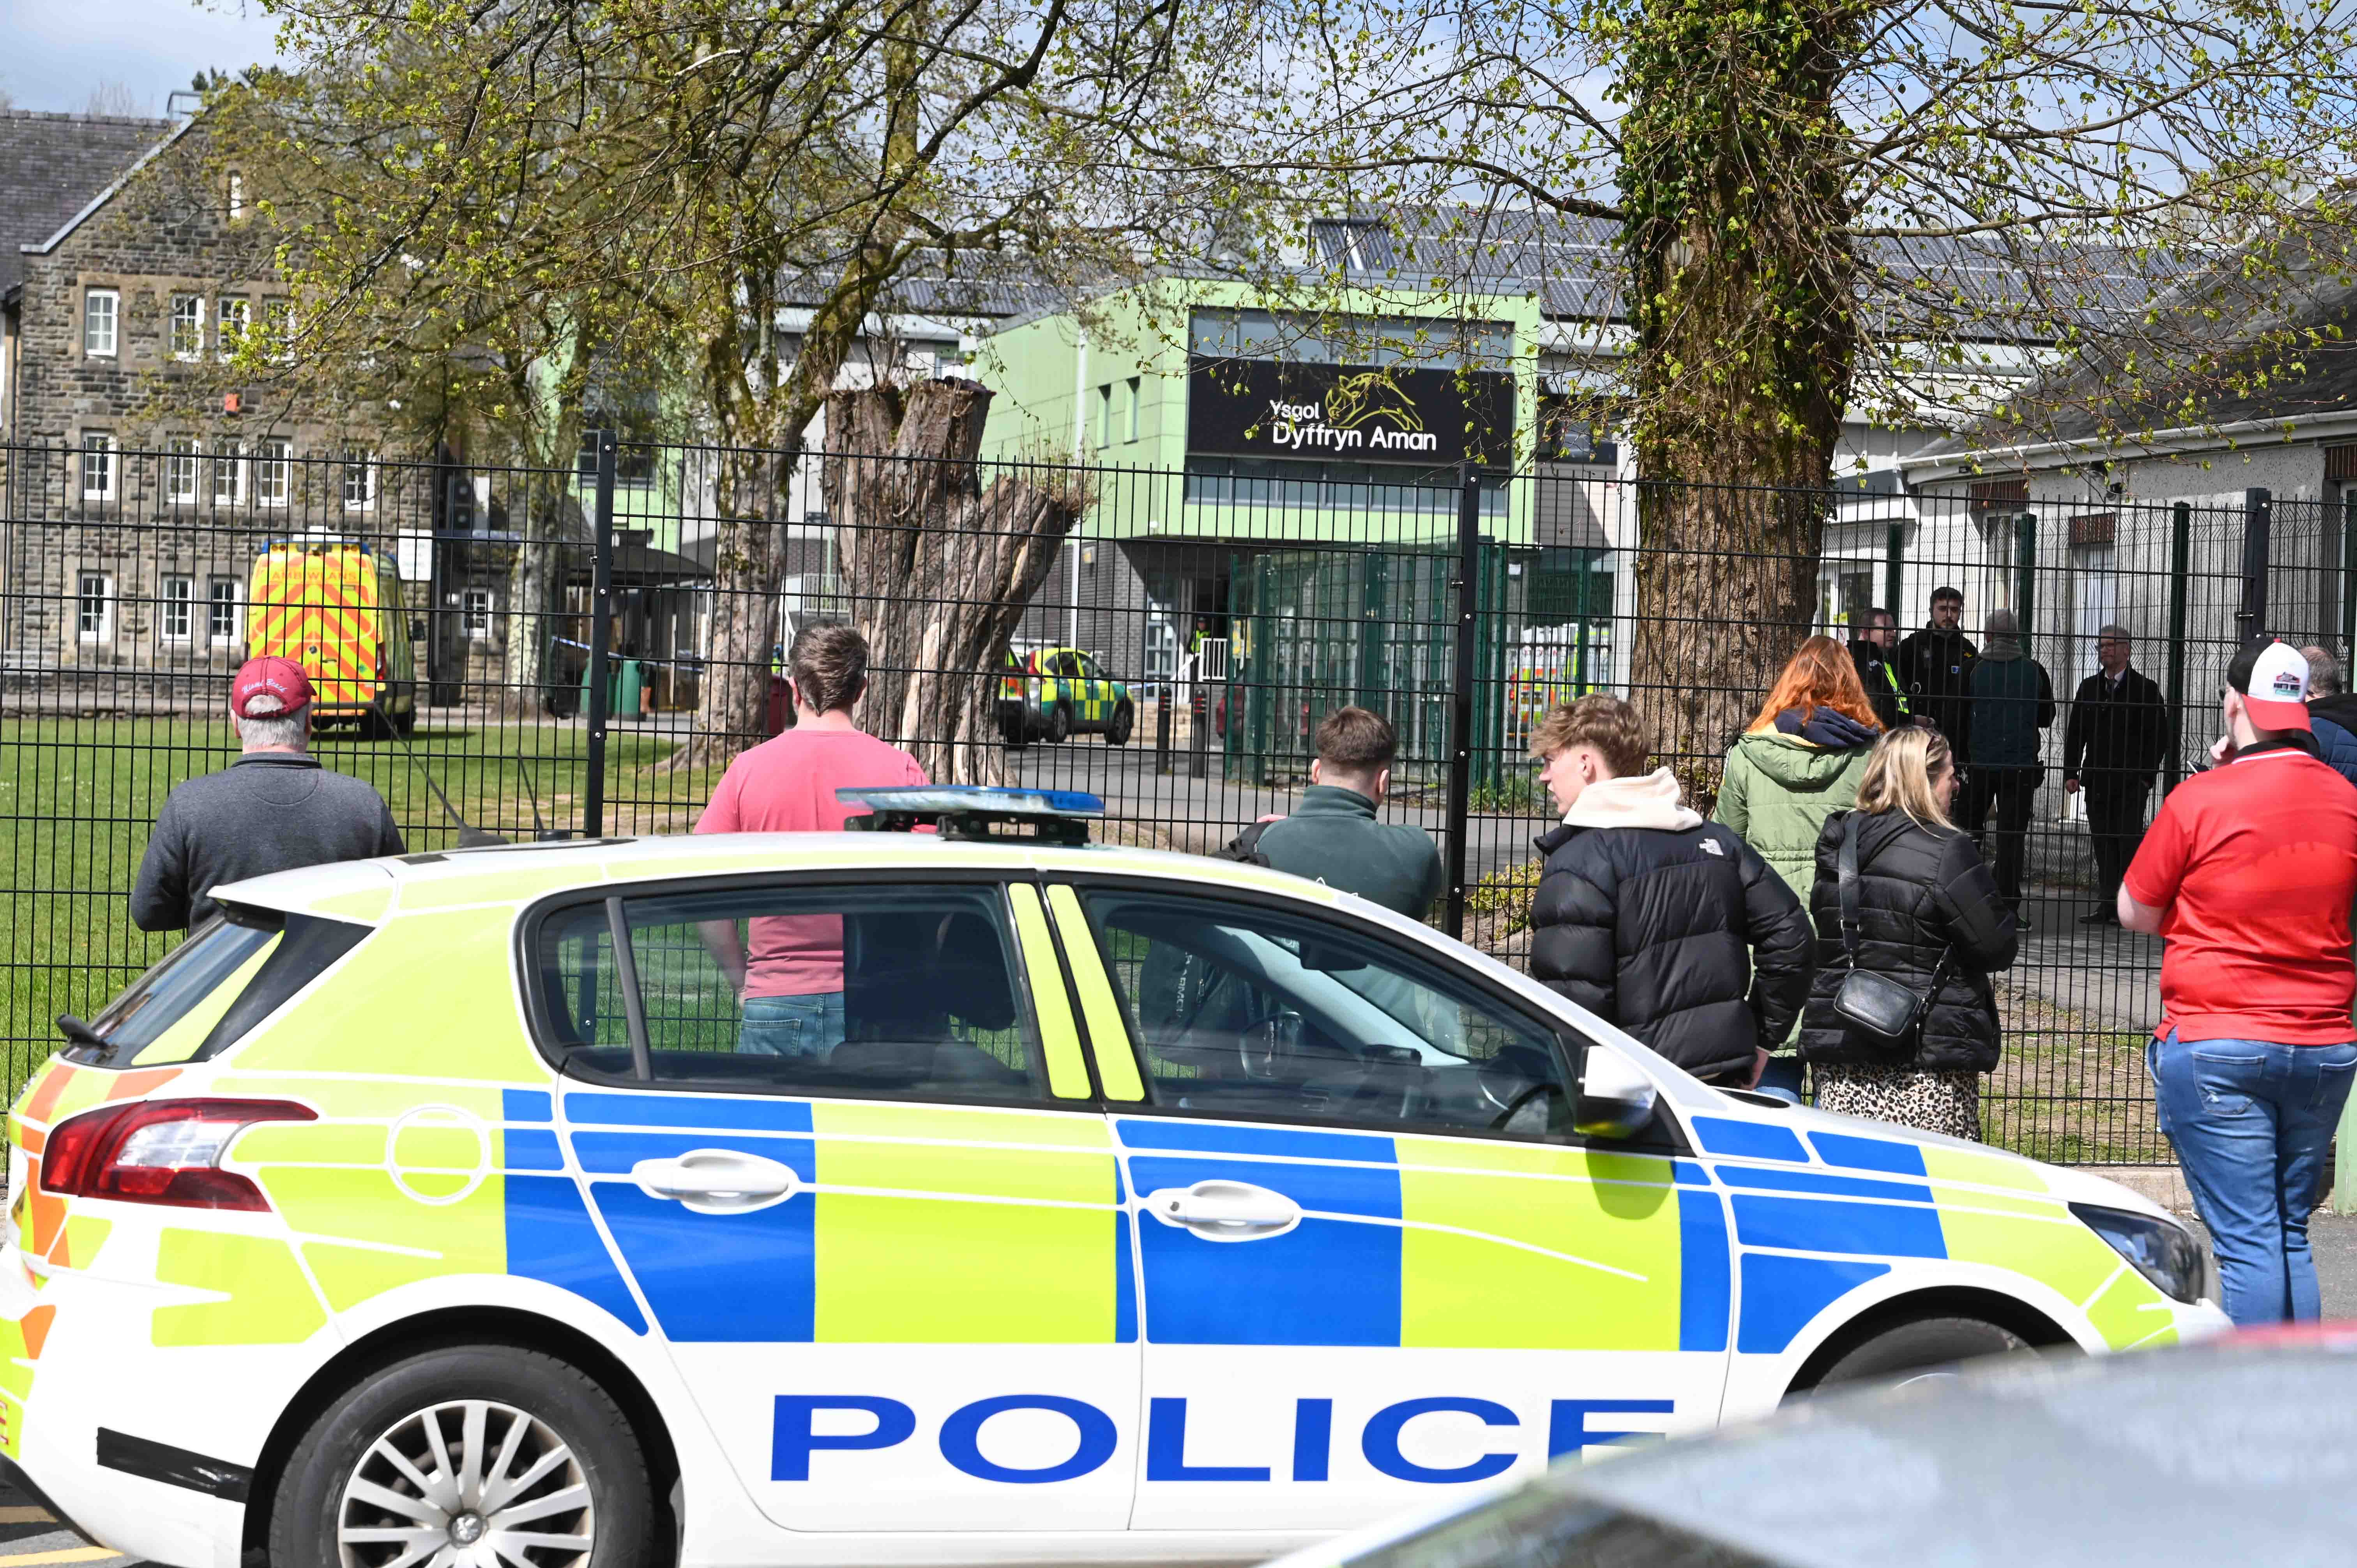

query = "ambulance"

[
  {"left": 246, "top": 539, "right": 417, "bottom": 738},
  {"left": 0, "top": 788, "right": 2220, "bottom": 1567}
]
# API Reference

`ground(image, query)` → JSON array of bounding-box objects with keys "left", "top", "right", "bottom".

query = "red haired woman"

[{"left": 1713, "top": 634, "right": 1885, "bottom": 1101}]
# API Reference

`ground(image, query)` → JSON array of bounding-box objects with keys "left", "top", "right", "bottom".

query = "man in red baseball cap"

[
  {"left": 2122, "top": 638, "right": 2357, "bottom": 1325},
  {"left": 131, "top": 655, "right": 405, "bottom": 932}
]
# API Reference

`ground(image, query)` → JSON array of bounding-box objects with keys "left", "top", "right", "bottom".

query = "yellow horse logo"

[{"left": 1321, "top": 371, "right": 1425, "bottom": 433}]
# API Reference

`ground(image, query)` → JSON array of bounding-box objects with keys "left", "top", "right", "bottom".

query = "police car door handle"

[
  {"left": 1143, "top": 1180, "right": 1302, "bottom": 1241},
  {"left": 630, "top": 1150, "right": 800, "bottom": 1214}
]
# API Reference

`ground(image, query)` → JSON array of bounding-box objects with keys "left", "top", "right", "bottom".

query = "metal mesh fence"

[{"left": 0, "top": 436, "right": 2322, "bottom": 1164}]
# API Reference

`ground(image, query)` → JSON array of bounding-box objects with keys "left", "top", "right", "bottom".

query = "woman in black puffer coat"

[{"left": 1799, "top": 726, "right": 2018, "bottom": 1139}]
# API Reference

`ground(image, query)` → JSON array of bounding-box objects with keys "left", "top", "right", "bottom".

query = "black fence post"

[
  {"left": 2237, "top": 487, "right": 2272, "bottom": 645},
  {"left": 1884, "top": 519, "right": 1904, "bottom": 619},
  {"left": 583, "top": 429, "right": 617, "bottom": 840},
  {"left": 2340, "top": 493, "right": 2357, "bottom": 657},
  {"left": 2013, "top": 511, "right": 2037, "bottom": 638},
  {"left": 2164, "top": 501, "right": 2191, "bottom": 796},
  {"left": 1444, "top": 462, "right": 1481, "bottom": 939}
]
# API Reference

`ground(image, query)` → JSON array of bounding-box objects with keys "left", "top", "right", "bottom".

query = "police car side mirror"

[{"left": 1573, "top": 1043, "right": 1659, "bottom": 1141}]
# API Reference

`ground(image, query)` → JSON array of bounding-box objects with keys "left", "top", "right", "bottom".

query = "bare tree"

[{"left": 81, "top": 79, "right": 155, "bottom": 118}]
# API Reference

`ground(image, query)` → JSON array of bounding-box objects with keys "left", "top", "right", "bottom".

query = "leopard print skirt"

[{"left": 1811, "top": 1064, "right": 1984, "bottom": 1142}]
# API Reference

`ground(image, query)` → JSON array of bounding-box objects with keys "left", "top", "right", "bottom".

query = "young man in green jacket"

[{"left": 1244, "top": 706, "right": 1447, "bottom": 918}]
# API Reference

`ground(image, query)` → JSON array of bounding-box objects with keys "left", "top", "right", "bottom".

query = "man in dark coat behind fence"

[{"left": 2063, "top": 624, "right": 2170, "bottom": 925}]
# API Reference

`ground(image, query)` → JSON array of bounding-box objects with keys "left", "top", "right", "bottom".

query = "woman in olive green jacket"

[{"left": 1715, "top": 634, "right": 1883, "bottom": 1100}]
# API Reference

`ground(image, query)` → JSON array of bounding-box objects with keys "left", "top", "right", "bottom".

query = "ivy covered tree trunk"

[
  {"left": 825, "top": 378, "right": 1086, "bottom": 784},
  {"left": 1618, "top": 0, "right": 1862, "bottom": 783}
]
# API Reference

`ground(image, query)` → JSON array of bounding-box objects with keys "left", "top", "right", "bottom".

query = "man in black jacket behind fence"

[
  {"left": 1525, "top": 694, "right": 1813, "bottom": 1087},
  {"left": 2062, "top": 624, "right": 2169, "bottom": 925}
]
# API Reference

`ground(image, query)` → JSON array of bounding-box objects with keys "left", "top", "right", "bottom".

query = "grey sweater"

[{"left": 131, "top": 754, "right": 405, "bottom": 932}]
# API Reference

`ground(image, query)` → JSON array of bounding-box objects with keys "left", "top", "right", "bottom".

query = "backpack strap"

[
  {"left": 1215, "top": 819, "right": 1275, "bottom": 864},
  {"left": 1836, "top": 813, "right": 1864, "bottom": 967}
]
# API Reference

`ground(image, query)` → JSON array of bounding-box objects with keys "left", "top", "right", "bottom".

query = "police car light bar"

[{"left": 836, "top": 786, "right": 1107, "bottom": 846}]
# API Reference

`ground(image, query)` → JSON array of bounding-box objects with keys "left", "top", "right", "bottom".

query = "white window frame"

[
  {"left": 161, "top": 575, "right": 194, "bottom": 643},
  {"left": 252, "top": 438, "right": 291, "bottom": 507},
  {"left": 76, "top": 572, "right": 113, "bottom": 642},
  {"left": 341, "top": 447, "right": 377, "bottom": 510},
  {"left": 83, "top": 288, "right": 119, "bottom": 358},
  {"left": 217, "top": 296, "right": 250, "bottom": 360},
  {"left": 461, "top": 588, "right": 493, "bottom": 639},
  {"left": 261, "top": 298, "right": 293, "bottom": 364},
  {"left": 211, "top": 438, "right": 245, "bottom": 506},
  {"left": 80, "top": 432, "right": 117, "bottom": 501},
  {"left": 226, "top": 170, "right": 246, "bottom": 219},
  {"left": 207, "top": 577, "right": 242, "bottom": 643},
  {"left": 169, "top": 293, "right": 205, "bottom": 361},
  {"left": 164, "top": 438, "right": 200, "bottom": 503}
]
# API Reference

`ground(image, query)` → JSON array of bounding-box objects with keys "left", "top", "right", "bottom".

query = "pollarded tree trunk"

[
  {"left": 1617, "top": 0, "right": 1863, "bottom": 794},
  {"left": 825, "top": 377, "right": 1088, "bottom": 784}
]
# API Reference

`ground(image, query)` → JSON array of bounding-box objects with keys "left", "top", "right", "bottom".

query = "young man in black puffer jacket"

[{"left": 1527, "top": 695, "right": 1813, "bottom": 1086}]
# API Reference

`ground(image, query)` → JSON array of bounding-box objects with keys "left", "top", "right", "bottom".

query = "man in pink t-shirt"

[{"left": 694, "top": 625, "right": 926, "bottom": 1057}]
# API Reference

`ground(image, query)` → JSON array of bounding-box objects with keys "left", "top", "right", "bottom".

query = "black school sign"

[{"left": 1186, "top": 357, "right": 1516, "bottom": 466}]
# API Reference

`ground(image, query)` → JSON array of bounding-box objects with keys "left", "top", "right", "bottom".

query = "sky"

[{"left": 0, "top": 0, "right": 282, "bottom": 117}]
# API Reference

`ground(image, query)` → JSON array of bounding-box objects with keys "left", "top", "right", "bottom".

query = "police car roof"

[{"left": 209, "top": 828, "right": 1323, "bottom": 923}]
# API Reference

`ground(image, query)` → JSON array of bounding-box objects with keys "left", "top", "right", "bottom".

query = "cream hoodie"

[{"left": 1560, "top": 766, "right": 1703, "bottom": 832}]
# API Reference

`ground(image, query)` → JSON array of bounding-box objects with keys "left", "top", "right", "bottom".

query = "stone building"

[{"left": 0, "top": 111, "right": 483, "bottom": 715}]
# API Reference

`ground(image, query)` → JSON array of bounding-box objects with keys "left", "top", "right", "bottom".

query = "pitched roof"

[{"left": 0, "top": 111, "right": 175, "bottom": 297}]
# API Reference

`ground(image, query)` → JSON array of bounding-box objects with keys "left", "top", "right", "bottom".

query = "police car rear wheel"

[
  {"left": 1810, "top": 1314, "right": 2029, "bottom": 1391},
  {"left": 1108, "top": 703, "right": 1134, "bottom": 744},
  {"left": 271, "top": 1345, "right": 658, "bottom": 1568},
  {"left": 1047, "top": 704, "right": 1072, "bottom": 743}
]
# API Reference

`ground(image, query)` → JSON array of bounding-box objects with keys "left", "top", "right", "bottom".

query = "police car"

[{"left": 0, "top": 788, "right": 2219, "bottom": 1568}]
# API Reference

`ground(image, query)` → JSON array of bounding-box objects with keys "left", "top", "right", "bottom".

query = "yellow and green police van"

[{"left": 0, "top": 788, "right": 2219, "bottom": 1567}]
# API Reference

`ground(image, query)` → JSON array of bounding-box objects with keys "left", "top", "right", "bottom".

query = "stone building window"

[
  {"left": 162, "top": 576, "right": 194, "bottom": 643},
  {"left": 83, "top": 289, "right": 118, "bottom": 358},
  {"left": 212, "top": 439, "right": 244, "bottom": 506},
  {"left": 80, "top": 432, "right": 117, "bottom": 501},
  {"left": 207, "top": 577, "right": 242, "bottom": 642},
  {"left": 77, "top": 573, "right": 113, "bottom": 642},
  {"left": 218, "top": 297, "right": 250, "bottom": 359},
  {"left": 227, "top": 170, "right": 246, "bottom": 219},
  {"left": 253, "top": 439, "right": 291, "bottom": 507},
  {"left": 170, "top": 295, "right": 205, "bottom": 360},
  {"left": 462, "top": 588, "right": 493, "bottom": 638},
  {"left": 341, "top": 447, "right": 376, "bottom": 510},
  {"left": 164, "top": 438, "right": 200, "bottom": 502},
  {"left": 261, "top": 299, "right": 293, "bottom": 364}
]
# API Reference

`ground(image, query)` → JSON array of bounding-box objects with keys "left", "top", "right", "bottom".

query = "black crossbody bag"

[{"left": 1832, "top": 814, "right": 1949, "bottom": 1045}]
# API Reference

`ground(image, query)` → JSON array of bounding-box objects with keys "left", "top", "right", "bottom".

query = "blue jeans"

[
  {"left": 739, "top": 992, "right": 846, "bottom": 1059},
  {"left": 1753, "top": 1055, "right": 1806, "bottom": 1106},
  {"left": 2149, "top": 1031, "right": 2357, "bottom": 1324}
]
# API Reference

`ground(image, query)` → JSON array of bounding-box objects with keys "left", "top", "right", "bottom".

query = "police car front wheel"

[
  {"left": 1808, "top": 1314, "right": 2030, "bottom": 1394},
  {"left": 269, "top": 1344, "right": 660, "bottom": 1568}
]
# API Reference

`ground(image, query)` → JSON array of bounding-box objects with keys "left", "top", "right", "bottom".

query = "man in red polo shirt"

[{"left": 2121, "top": 639, "right": 2357, "bottom": 1324}]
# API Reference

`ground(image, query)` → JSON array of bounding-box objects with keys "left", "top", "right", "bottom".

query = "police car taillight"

[{"left": 41, "top": 1099, "right": 315, "bottom": 1211}]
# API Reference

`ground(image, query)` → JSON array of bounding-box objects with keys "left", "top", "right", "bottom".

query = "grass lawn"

[{"left": 0, "top": 715, "right": 720, "bottom": 1095}]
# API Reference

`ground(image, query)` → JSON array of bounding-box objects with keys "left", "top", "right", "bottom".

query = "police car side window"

[
  {"left": 530, "top": 883, "right": 1052, "bottom": 1104},
  {"left": 1079, "top": 891, "right": 1572, "bottom": 1138}
]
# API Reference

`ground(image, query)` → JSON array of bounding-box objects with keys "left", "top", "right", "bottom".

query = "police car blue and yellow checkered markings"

[
  {"left": 504, "top": 1173, "right": 648, "bottom": 1334},
  {"left": 547, "top": 1090, "right": 1126, "bottom": 1346},
  {"left": 1737, "top": 1255, "right": 1893, "bottom": 1354},
  {"left": 1690, "top": 1116, "right": 1809, "bottom": 1162},
  {"left": 1113, "top": 1119, "right": 1705, "bottom": 1353},
  {"left": 1809, "top": 1129, "right": 1928, "bottom": 1174}
]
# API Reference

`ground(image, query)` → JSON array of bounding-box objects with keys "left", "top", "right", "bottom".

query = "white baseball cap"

[{"left": 2228, "top": 639, "right": 2312, "bottom": 730}]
